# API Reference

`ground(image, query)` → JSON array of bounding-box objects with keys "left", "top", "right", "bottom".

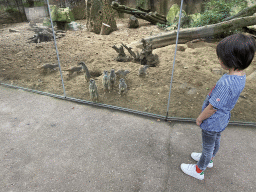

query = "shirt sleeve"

[{"left": 208, "top": 81, "right": 230, "bottom": 110}]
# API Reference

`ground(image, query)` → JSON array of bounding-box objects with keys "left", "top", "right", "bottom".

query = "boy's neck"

[{"left": 228, "top": 69, "right": 245, "bottom": 76}]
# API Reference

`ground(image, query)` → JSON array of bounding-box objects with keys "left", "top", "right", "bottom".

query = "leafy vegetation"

[
  {"left": 23, "top": 1, "right": 45, "bottom": 7},
  {"left": 190, "top": 0, "right": 248, "bottom": 27},
  {"left": 158, "top": 0, "right": 249, "bottom": 37},
  {"left": 136, "top": 0, "right": 147, "bottom": 8}
]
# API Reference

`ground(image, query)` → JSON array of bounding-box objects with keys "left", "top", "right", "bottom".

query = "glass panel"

[
  {"left": 0, "top": 0, "right": 64, "bottom": 96},
  {"left": 167, "top": 0, "right": 256, "bottom": 123},
  {"left": 64, "top": 14, "right": 169, "bottom": 116},
  {"left": 1, "top": 0, "right": 254, "bottom": 124}
]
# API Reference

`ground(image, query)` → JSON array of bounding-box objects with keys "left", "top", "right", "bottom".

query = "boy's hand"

[
  {"left": 196, "top": 118, "right": 202, "bottom": 126},
  {"left": 196, "top": 104, "right": 217, "bottom": 126}
]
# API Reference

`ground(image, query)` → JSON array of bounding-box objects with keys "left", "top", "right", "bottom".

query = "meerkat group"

[
  {"left": 51, "top": 61, "right": 149, "bottom": 102},
  {"left": 89, "top": 65, "right": 150, "bottom": 101}
]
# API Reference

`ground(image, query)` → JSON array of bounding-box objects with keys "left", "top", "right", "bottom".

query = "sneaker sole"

[{"left": 180, "top": 164, "right": 204, "bottom": 180}]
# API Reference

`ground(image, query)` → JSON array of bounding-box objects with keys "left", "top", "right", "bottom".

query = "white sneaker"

[
  {"left": 191, "top": 152, "right": 213, "bottom": 168},
  {"left": 180, "top": 164, "right": 204, "bottom": 180}
]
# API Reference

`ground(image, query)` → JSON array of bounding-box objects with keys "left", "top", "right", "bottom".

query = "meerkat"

[
  {"left": 89, "top": 79, "right": 99, "bottom": 101},
  {"left": 78, "top": 62, "right": 91, "bottom": 82},
  {"left": 119, "top": 78, "right": 127, "bottom": 95},
  {"left": 102, "top": 70, "right": 110, "bottom": 93},
  {"left": 109, "top": 69, "right": 116, "bottom": 90},
  {"left": 62, "top": 66, "right": 83, "bottom": 77},
  {"left": 115, "top": 69, "right": 130, "bottom": 79},
  {"left": 37, "top": 63, "right": 59, "bottom": 73},
  {"left": 138, "top": 65, "right": 149, "bottom": 76}
]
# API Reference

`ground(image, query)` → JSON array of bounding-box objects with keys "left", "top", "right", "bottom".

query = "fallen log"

[
  {"left": 149, "top": 12, "right": 167, "bottom": 23},
  {"left": 111, "top": 1, "right": 167, "bottom": 25},
  {"left": 129, "top": 15, "right": 256, "bottom": 49},
  {"left": 137, "top": 6, "right": 151, "bottom": 13}
]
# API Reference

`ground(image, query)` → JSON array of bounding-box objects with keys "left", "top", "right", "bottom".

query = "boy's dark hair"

[{"left": 216, "top": 34, "right": 256, "bottom": 71}]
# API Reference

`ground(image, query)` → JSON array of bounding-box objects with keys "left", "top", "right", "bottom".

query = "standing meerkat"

[
  {"left": 109, "top": 69, "right": 116, "bottom": 90},
  {"left": 119, "top": 78, "right": 127, "bottom": 95},
  {"left": 138, "top": 65, "right": 149, "bottom": 76},
  {"left": 78, "top": 62, "right": 91, "bottom": 82},
  {"left": 102, "top": 70, "right": 110, "bottom": 93},
  {"left": 89, "top": 79, "right": 99, "bottom": 101}
]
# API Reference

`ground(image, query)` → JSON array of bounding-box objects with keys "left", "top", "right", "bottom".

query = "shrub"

[{"left": 190, "top": 0, "right": 248, "bottom": 27}]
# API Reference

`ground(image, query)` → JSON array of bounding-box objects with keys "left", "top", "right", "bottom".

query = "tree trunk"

[
  {"left": 85, "top": 0, "right": 91, "bottom": 30},
  {"left": 86, "top": 0, "right": 117, "bottom": 34},
  {"left": 100, "top": 22, "right": 111, "bottom": 35},
  {"left": 129, "top": 15, "right": 256, "bottom": 49},
  {"left": 150, "top": 0, "right": 155, "bottom": 12}
]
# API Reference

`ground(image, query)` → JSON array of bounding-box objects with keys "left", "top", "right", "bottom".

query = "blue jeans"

[{"left": 197, "top": 129, "right": 221, "bottom": 171}]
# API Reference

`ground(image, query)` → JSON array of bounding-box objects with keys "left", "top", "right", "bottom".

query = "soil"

[{"left": 0, "top": 18, "right": 256, "bottom": 122}]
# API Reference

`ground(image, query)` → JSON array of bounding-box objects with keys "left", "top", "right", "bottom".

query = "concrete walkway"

[{"left": 0, "top": 86, "right": 255, "bottom": 192}]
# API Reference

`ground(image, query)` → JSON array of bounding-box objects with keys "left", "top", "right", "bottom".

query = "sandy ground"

[{"left": 0, "top": 18, "right": 255, "bottom": 122}]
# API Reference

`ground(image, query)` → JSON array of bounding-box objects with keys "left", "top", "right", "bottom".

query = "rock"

[
  {"left": 211, "top": 67, "right": 223, "bottom": 75},
  {"left": 186, "top": 42, "right": 194, "bottom": 49},
  {"left": 9, "top": 29, "right": 19, "bottom": 32},
  {"left": 128, "top": 16, "right": 139, "bottom": 28},
  {"left": 29, "top": 20, "right": 37, "bottom": 27},
  {"left": 239, "top": 95, "right": 247, "bottom": 99},
  {"left": 177, "top": 45, "right": 186, "bottom": 51},
  {"left": 36, "top": 44, "right": 43, "bottom": 48},
  {"left": 179, "top": 83, "right": 187, "bottom": 89},
  {"left": 187, "top": 87, "right": 197, "bottom": 95}
]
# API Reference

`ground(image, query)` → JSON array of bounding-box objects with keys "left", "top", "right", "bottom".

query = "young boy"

[{"left": 180, "top": 34, "right": 256, "bottom": 180}]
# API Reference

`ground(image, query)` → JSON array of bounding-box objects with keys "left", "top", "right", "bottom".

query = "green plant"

[
  {"left": 156, "top": 23, "right": 167, "bottom": 29},
  {"left": 5, "top": 7, "right": 22, "bottom": 18},
  {"left": 136, "top": 0, "right": 147, "bottom": 9},
  {"left": 190, "top": 0, "right": 248, "bottom": 27},
  {"left": 23, "top": 1, "right": 45, "bottom": 7},
  {"left": 0, "top": 5, "right": 5, "bottom": 13},
  {"left": 6, "top": 7, "right": 20, "bottom": 14},
  {"left": 5, "top": 7, "right": 24, "bottom": 22}
]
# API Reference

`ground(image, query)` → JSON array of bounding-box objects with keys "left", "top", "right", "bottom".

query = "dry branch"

[{"left": 129, "top": 15, "right": 256, "bottom": 49}]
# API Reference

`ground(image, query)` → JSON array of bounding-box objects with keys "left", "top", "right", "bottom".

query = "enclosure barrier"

[
  {"left": 46, "top": 0, "right": 66, "bottom": 97},
  {"left": 0, "top": 0, "right": 255, "bottom": 127},
  {"left": 166, "top": 0, "right": 184, "bottom": 119},
  {"left": 1, "top": 82, "right": 256, "bottom": 127}
]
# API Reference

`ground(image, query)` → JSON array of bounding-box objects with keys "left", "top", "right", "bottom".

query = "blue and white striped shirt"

[{"left": 200, "top": 73, "right": 246, "bottom": 132}]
